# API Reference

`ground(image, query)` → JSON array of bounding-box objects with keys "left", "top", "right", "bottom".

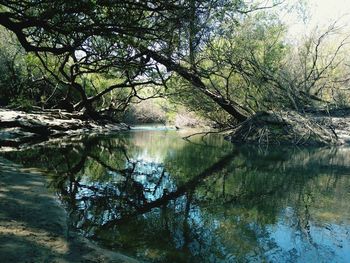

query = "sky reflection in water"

[{"left": 2, "top": 130, "right": 350, "bottom": 262}]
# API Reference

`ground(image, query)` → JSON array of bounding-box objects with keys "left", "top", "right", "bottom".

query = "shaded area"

[
  {"left": 0, "top": 157, "right": 139, "bottom": 262},
  {"left": 0, "top": 158, "right": 68, "bottom": 262}
]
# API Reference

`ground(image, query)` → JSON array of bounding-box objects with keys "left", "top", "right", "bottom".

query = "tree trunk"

[
  {"left": 71, "top": 83, "right": 101, "bottom": 120},
  {"left": 142, "top": 48, "right": 248, "bottom": 122}
]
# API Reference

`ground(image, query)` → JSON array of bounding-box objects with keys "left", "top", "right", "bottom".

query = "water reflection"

[{"left": 2, "top": 131, "right": 350, "bottom": 262}]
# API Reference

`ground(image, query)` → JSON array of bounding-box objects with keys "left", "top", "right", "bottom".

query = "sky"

[
  {"left": 309, "top": 0, "right": 350, "bottom": 24},
  {"left": 282, "top": 0, "right": 350, "bottom": 36}
]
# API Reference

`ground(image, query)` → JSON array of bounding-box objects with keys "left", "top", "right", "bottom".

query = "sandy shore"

[{"left": 0, "top": 157, "right": 139, "bottom": 263}]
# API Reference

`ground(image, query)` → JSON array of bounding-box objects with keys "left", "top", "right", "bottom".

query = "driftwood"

[{"left": 0, "top": 108, "right": 129, "bottom": 148}]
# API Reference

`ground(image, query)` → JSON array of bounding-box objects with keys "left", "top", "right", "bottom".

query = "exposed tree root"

[{"left": 227, "top": 111, "right": 340, "bottom": 146}]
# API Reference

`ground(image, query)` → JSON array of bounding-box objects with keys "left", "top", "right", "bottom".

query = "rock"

[{"left": 0, "top": 108, "right": 128, "bottom": 149}]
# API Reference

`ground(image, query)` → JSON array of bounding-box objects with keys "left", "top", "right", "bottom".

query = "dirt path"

[{"left": 0, "top": 157, "right": 139, "bottom": 263}]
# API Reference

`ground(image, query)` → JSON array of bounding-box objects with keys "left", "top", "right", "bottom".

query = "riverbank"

[
  {"left": 0, "top": 108, "right": 129, "bottom": 148},
  {"left": 227, "top": 110, "right": 350, "bottom": 146},
  {"left": 0, "top": 157, "right": 139, "bottom": 262},
  {"left": 3, "top": 108, "right": 350, "bottom": 149}
]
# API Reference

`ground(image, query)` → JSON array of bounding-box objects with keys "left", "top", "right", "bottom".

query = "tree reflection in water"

[{"left": 2, "top": 131, "right": 350, "bottom": 262}]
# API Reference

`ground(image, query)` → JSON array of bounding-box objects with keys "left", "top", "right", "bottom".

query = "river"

[{"left": 1, "top": 129, "right": 350, "bottom": 262}]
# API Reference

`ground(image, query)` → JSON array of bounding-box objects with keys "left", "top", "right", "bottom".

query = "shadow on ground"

[{"left": 0, "top": 157, "right": 138, "bottom": 263}]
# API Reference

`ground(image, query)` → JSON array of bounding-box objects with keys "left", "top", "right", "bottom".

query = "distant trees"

[
  {"left": 165, "top": 12, "right": 288, "bottom": 126},
  {"left": 281, "top": 24, "right": 350, "bottom": 110},
  {"left": 167, "top": 16, "right": 350, "bottom": 126},
  {"left": 0, "top": 28, "right": 59, "bottom": 108}
]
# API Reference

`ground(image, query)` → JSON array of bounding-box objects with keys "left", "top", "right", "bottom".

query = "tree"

[
  {"left": 0, "top": 0, "right": 259, "bottom": 120},
  {"left": 165, "top": 12, "right": 288, "bottom": 125},
  {"left": 0, "top": 27, "right": 62, "bottom": 108},
  {"left": 33, "top": 45, "right": 168, "bottom": 117},
  {"left": 2, "top": 0, "right": 346, "bottom": 127}
]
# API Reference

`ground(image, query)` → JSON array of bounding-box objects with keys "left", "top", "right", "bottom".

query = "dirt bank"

[
  {"left": 0, "top": 157, "right": 139, "bottom": 263},
  {"left": 0, "top": 108, "right": 129, "bottom": 148}
]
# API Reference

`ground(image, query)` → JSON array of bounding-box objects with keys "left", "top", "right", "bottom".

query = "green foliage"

[
  {"left": 0, "top": 28, "right": 64, "bottom": 109},
  {"left": 0, "top": 1, "right": 349, "bottom": 122},
  {"left": 0, "top": 29, "right": 27, "bottom": 106},
  {"left": 167, "top": 12, "right": 289, "bottom": 125}
]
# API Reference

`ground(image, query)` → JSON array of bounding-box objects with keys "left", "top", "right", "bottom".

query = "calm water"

[{"left": 1, "top": 129, "right": 350, "bottom": 262}]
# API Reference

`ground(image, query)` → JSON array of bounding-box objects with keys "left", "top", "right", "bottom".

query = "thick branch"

[
  {"left": 0, "top": 13, "right": 75, "bottom": 54},
  {"left": 142, "top": 48, "right": 248, "bottom": 122}
]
